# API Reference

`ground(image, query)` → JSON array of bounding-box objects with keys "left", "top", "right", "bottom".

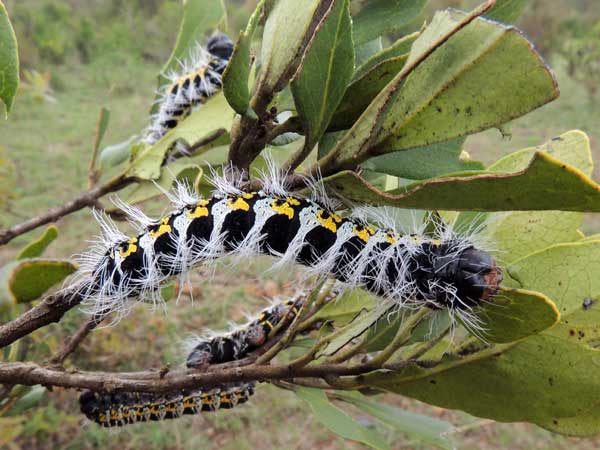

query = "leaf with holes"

[
  {"left": 324, "top": 150, "right": 600, "bottom": 212},
  {"left": 320, "top": 8, "right": 558, "bottom": 172}
]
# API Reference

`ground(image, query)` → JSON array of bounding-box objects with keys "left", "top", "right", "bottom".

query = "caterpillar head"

[
  {"left": 207, "top": 33, "right": 234, "bottom": 60},
  {"left": 422, "top": 243, "right": 502, "bottom": 310},
  {"left": 79, "top": 390, "right": 100, "bottom": 419}
]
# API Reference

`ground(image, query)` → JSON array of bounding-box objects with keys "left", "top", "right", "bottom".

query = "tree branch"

[
  {"left": 0, "top": 288, "right": 83, "bottom": 349},
  {"left": 0, "top": 175, "right": 131, "bottom": 246}
]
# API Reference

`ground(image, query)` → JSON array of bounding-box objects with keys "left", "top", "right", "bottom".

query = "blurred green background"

[{"left": 0, "top": 0, "right": 599, "bottom": 448}]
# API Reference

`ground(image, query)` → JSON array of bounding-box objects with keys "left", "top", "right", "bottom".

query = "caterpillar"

[
  {"left": 186, "top": 297, "right": 302, "bottom": 368},
  {"left": 80, "top": 293, "right": 320, "bottom": 427},
  {"left": 143, "top": 33, "right": 234, "bottom": 146},
  {"left": 186, "top": 286, "right": 339, "bottom": 368},
  {"left": 79, "top": 382, "right": 255, "bottom": 428},
  {"left": 71, "top": 168, "right": 502, "bottom": 329}
]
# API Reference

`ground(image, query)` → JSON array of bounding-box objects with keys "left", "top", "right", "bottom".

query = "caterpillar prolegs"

[
  {"left": 72, "top": 176, "right": 502, "bottom": 327},
  {"left": 80, "top": 294, "right": 313, "bottom": 427}
]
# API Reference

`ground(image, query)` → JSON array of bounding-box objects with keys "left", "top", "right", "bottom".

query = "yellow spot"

[
  {"left": 119, "top": 237, "right": 138, "bottom": 258},
  {"left": 98, "top": 413, "right": 107, "bottom": 423},
  {"left": 385, "top": 232, "right": 397, "bottom": 245},
  {"left": 353, "top": 226, "right": 372, "bottom": 243},
  {"left": 227, "top": 196, "right": 250, "bottom": 211},
  {"left": 149, "top": 217, "right": 172, "bottom": 239},
  {"left": 316, "top": 211, "right": 342, "bottom": 233},
  {"left": 261, "top": 319, "right": 274, "bottom": 330},
  {"left": 187, "top": 200, "right": 210, "bottom": 219},
  {"left": 242, "top": 192, "right": 256, "bottom": 199},
  {"left": 286, "top": 196, "right": 301, "bottom": 206},
  {"left": 271, "top": 199, "right": 295, "bottom": 219}
]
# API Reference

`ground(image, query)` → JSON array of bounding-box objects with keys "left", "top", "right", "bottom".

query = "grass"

[{"left": 2, "top": 18, "right": 600, "bottom": 450}]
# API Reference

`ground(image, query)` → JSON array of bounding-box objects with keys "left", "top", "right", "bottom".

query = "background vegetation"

[{"left": 0, "top": 0, "right": 599, "bottom": 448}]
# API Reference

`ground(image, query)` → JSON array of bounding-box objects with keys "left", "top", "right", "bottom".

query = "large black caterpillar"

[
  {"left": 80, "top": 383, "right": 255, "bottom": 427},
  {"left": 143, "top": 33, "right": 234, "bottom": 145},
  {"left": 80, "top": 295, "right": 312, "bottom": 427},
  {"left": 72, "top": 171, "right": 502, "bottom": 328}
]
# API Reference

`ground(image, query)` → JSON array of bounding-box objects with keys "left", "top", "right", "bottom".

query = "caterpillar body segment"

[
  {"left": 74, "top": 182, "right": 502, "bottom": 324},
  {"left": 80, "top": 382, "right": 255, "bottom": 428},
  {"left": 186, "top": 298, "right": 302, "bottom": 368},
  {"left": 144, "top": 33, "right": 234, "bottom": 146}
]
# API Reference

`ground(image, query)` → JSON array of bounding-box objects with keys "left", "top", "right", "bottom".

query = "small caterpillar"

[
  {"left": 186, "top": 287, "right": 338, "bottom": 368},
  {"left": 80, "top": 383, "right": 255, "bottom": 428},
  {"left": 71, "top": 169, "right": 502, "bottom": 330},
  {"left": 143, "top": 33, "right": 234, "bottom": 146},
  {"left": 80, "top": 293, "right": 320, "bottom": 427},
  {"left": 186, "top": 297, "right": 302, "bottom": 368}
]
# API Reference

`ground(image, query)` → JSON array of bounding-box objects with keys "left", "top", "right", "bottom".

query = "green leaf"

[
  {"left": 478, "top": 288, "right": 560, "bottom": 343},
  {"left": 335, "top": 392, "right": 455, "bottom": 450},
  {"left": 324, "top": 150, "right": 600, "bottom": 212},
  {"left": 291, "top": 0, "right": 354, "bottom": 151},
  {"left": 480, "top": 130, "right": 591, "bottom": 262},
  {"left": 296, "top": 387, "right": 391, "bottom": 450},
  {"left": 222, "top": 0, "right": 266, "bottom": 114},
  {"left": 354, "top": 37, "right": 383, "bottom": 66},
  {"left": 129, "top": 92, "right": 233, "bottom": 180},
  {"left": 98, "top": 135, "right": 140, "bottom": 169},
  {"left": 0, "top": 259, "right": 76, "bottom": 305},
  {"left": 92, "top": 107, "right": 111, "bottom": 161},
  {"left": 329, "top": 54, "right": 408, "bottom": 131},
  {"left": 510, "top": 241, "right": 600, "bottom": 317},
  {"left": 314, "top": 288, "right": 375, "bottom": 323},
  {"left": 154, "top": 0, "right": 225, "bottom": 102},
  {"left": 366, "top": 310, "right": 450, "bottom": 352},
  {"left": 486, "top": 0, "right": 530, "bottom": 24},
  {"left": 8, "top": 386, "right": 47, "bottom": 415},
  {"left": 352, "top": 0, "right": 427, "bottom": 46},
  {"left": 17, "top": 226, "right": 58, "bottom": 260},
  {"left": 353, "top": 31, "right": 419, "bottom": 80},
  {"left": 0, "top": 1, "right": 19, "bottom": 117},
  {"left": 362, "top": 138, "right": 484, "bottom": 180},
  {"left": 127, "top": 159, "right": 203, "bottom": 205},
  {"left": 253, "top": 0, "right": 332, "bottom": 111},
  {"left": 321, "top": 306, "right": 384, "bottom": 356},
  {"left": 320, "top": 9, "right": 558, "bottom": 172}
]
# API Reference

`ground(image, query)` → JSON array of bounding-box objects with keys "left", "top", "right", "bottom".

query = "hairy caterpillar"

[
  {"left": 80, "top": 383, "right": 255, "bottom": 428},
  {"left": 143, "top": 33, "right": 234, "bottom": 146},
  {"left": 71, "top": 167, "right": 502, "bottom": 330},
  {"left": 186, "top": 297, "right": 302, "bottom": 368},
  {"left": 80, "top": 293, "right": 320, "bottom": 427},
  {"left": 186, "top": 286, "right": 339, "bottom": 368}
]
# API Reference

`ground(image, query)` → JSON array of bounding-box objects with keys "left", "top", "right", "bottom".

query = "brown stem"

[
  {"left": 0, "top": 360, "right": 379, "bottom": 393},
  {"left": 0, "top": 175, "right": 131, "bottom": 246},
  {"left": 0, "top": 288, "right": 83, "bottom": 349},
  {"left": 48, "top": 314, "right": 106, "bottom": 365}
]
